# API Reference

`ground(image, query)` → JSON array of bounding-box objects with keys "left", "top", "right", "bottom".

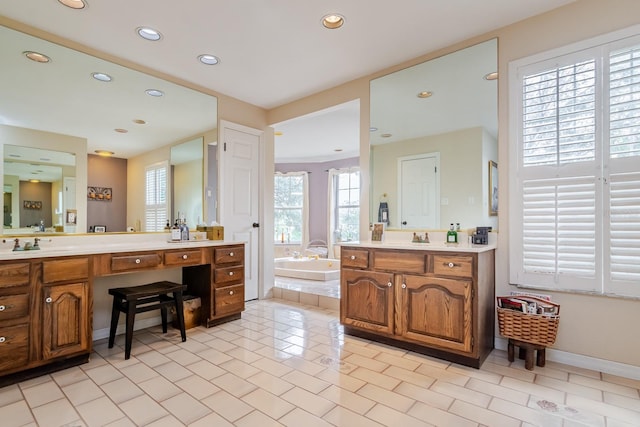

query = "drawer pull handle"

[
  {"left": 0, "top": 305, "right": 4, "bottom": 311},
  {"left": 350, "top": 255, "right": 356, "bottom": 260},
  {"left": 136, "top": 258, "right": 141, "bottom": 264},
  {"left": 0, "top": 337, "right": 5, "bottom": 343},
  {"left": 402, "top": 283, "right": 406, "bottom": 289},
  {"left": 229, "top": 290, "right": 234, "bottom": 295},
  {"left": 182, "top": 254, "right": 188, "bottom": 260},
  {"left": 229, "top": 252, "right": 234, "bottom": 257},
  {"left": 0, "top": 304, "right": 13, "bottom": 311},
  {"left": 45, "top": 297, "right": 52, "bottom": 304},
  {"left": 229, "top": 271, "right": 234, "bottom": 276},
  {"left": 447, "top": 262, "right": 457, "bottom": 268},
  {"left": 387, "top": 282, "right": 392, "bottom": 287}
]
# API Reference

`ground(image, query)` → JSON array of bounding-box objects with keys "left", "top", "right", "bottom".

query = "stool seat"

[{"left": 108, "top": 281, "right": 187, "bottom": 359}]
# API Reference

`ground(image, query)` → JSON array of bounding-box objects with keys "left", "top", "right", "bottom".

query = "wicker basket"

[{"left": 497, "top": 296, "right": 560, "bottom": 346}]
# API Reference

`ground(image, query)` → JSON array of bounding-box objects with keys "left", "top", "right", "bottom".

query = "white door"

[
  {"left": 398, "top": 153, "right": 439, "bottom": 229},
  {"left": 219, "top": 121, "right": 261, "bottom": 301}
]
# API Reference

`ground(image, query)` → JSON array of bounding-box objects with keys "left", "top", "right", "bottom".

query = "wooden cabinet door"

[
  {"left": 42, "top": 282, "right": 90, "bottom": 360},
  {"left": 398, "top": 275, "right": 473, "bottom": 354},
  {"left": 341, "top": 269, "right": 395, "bottom": 334}
]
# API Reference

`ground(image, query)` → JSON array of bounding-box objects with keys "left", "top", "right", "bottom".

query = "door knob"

[
  {"left": 402, "top": 221, "right": 407, "bottom": 225},
  {"left": 252, "top": 222, "right": 260, "bottom": 228}
]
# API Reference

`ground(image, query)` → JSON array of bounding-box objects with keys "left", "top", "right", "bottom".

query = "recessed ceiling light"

[
  {"left": 58, "top": 0, "right": 87, "bottom": 9},
  {"left": 370, "top": 127, "right": 378, "bottom": 132},
  {"left": 133, "top": 119, "right": 146, "bottom": 125},
  {"left": 334, "top": 148, "right": 343, "bottom": 152},
  {"left": 417, "top": 91, "right": 433, "bottom": 98},
  {"left": 484, "top": 71, "right": 498, "bottom": 81},
  {"left": 136, "top": 26, "right": 162, "bottom": 41},
  {"left": 322, "top": 13, "right": 345, "bottom": 29},
  {"left": 91, "top": 72, "right": 112, "bottom": 82},
  {"left": 198, "top": 54, "right": 220, "bottom": 65},
  {"left": 29, "top": 179, "right": 40, "bottom": 183},
  {"left": 23, "top": 51, "right": 51, "bottom": 63},
  {"left": 114, "top": 128, "right": 128, "bottom": 133},
  {"left": 145, "top": 89, "right": 164, "bottom": 97},
  {"left": 95, "top": 150, "right": 115, "bottom": 156},
  {"left": 381, "top": 133, "right": 392, "bottom": 138}
]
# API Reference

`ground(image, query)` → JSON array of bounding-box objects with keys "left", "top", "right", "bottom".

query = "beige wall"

[{"left": 267, "top": 0, "right": 640, "bottom": 368}]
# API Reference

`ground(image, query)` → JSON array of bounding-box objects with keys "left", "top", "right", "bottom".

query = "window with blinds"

[
  {"left": 145, "top": 162, "right": 168, "bottom": 232},
  {"left": 510, "top": 28, "right": 640, "bottom": 297}
]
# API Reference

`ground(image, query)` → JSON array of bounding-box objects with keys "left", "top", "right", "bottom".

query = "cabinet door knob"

[
  {"left": 387, "top": 282, "right": 392, "bottom": 287},
  {"left": 45, "top": 297, "right": 53, "bottom": 303},
  {"left": 448, "top": 262, "right": 455, "bottom": 268},
  {"left": 229, "top": 290, "right": 234, "bottom": 295},
  {"left": 229, "top": 271, "right": 234, "bottom": 276},
  {"left": 136, "top": 258, "right": 141, "bottom": 264},
  {"left": 0, "top": 337, "right": 5, "bottom": 343},
  {"left": 182, "top": 254, "right": 188, "bottom": 260},
  {"left": 350, "top": 255, "right": 356, "bottom": 260},
  {"left": 229, "top": 252, "right": 234, "bottom": 257},
  {"left": 402, "top": 283, "right": 407, "bottom": 289},
  {"left": 0, "top": 305, "right": 5, "bottom": 311}
]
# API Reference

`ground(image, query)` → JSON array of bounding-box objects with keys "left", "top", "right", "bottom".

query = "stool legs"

[
  {"left": 508, "top": 339, "right": 547, "bottom": 371},
  {"left": 108, "top": 297, "right": 120, "bottom": 349},
  {"left": 173, "top": 291, "right": 187, "bottom": 342},
  {"left": 125, "top": 301, "right": 136, "bottom": 360}
]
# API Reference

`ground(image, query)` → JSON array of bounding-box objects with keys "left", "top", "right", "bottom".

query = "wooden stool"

[
  {"left": 108, "top": 281, "right": 187, "bottom": 359},
  {"left": 508, "top": 338, "right": 546, "bottom": 370}
]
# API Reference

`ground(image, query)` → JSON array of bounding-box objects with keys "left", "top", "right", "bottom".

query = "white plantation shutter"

[
  {"left": 145, "top": 161, "right": 168, "bottom": 232},
  {"left": 510, "top": 29, "right": 640, "bottom": 297}
]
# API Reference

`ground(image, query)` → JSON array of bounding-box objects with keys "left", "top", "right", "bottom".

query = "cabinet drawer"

[
  {"left": 214, "top": 266, "right": 244, "bottom": 285},
  {"left": 342, "top": 248, "right": 369, "bottom": 269},
  {"left": 213, "top": 246, "right": 244, "bottom": 265},
  {"left": 373, "top": 250, "right": 425, "bottom": 274},
  {"left": 111, "top": 253, "right": 162, "bottom": 272},
  {"left": 0, "top": 293, "right": 29, "bottom": 321},
  {"left": 433, "top": 255, "right": 473, "bottom": 278},
  {"left": 215, "top": 284, "right": 244, "bottom": 316},
  {"left": 164, "top": 249, "right": 203, "bottom": 267},
  {"left": 42, "top": 257, "right": 89, "bottom": 284},
  {"left": 0, "top": 263, "right": 30, "bottom": 288},
  {"left": 0, "top": 323, "right": 29, "bottom": 371}
]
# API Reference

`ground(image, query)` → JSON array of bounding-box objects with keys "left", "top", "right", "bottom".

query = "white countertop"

[{"left": 0, "top": 233, "right": 243, "bottom": 260}]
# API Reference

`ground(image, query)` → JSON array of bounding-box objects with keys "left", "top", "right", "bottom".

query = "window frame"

[
  {"left": 144, "top": 161, "right": 169, "bottom": 232},
  {"left": 273, "top": 172, "right": 308, "bottom": 244},
  {"left": 509, "top": 24, "right": 640, "bottom": 298},
  {"left": 330, "top": 167, "right": 360, "bottom": 243}
]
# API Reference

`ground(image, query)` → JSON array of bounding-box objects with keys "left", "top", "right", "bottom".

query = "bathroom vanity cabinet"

[
  {"left": 340, "top": 244, "right": 495, "bottom": 368},
  {"left": 0, "top": 240, "right": 245, "bottom": 386}
]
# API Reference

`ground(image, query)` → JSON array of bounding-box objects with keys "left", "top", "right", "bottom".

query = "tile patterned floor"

[{"left": 1, "top": 298, "right": 639, "bottom": 426}]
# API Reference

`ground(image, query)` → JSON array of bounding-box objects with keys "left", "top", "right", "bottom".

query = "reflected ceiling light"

[
  {"left": 23, "top": 51, "right": 51, "bottom": 63},
  {"left": 274, "top": 131, "right": 283, "bottom": 136},
  {"left": 381, "top": 133, "right": 392, "bottom": 138},
  {"left": 369, "top": 127, "right": 378, "bottom": 132},
  {"left": 133, "top": 119, "right": 146, "bottom": 125},
  {"left": 417, "top": 91, "right": 433, "bottom": 98},
  {"left": 484, "top": 71, "right": 498, "bottom": 80},
  {"left": 136, "top": 26, "right": 162, "bottom": 41},
  {"left": 145, "top": 89, "right": 164, "bottom": 97},
  {"left": 114, "top": 128, "right": 128, "bottom": 133},
  {"left": 58, "top": 0, "right": 87, "bottom": 9},
  {"left": 198, "top": 54, "right": 220, "bottom": 65},
  {"left": 322, "top": 13, "right": 345, "bottom": 29},
  {"left": 29, "top": 179, "right": 40, "bottom": 183},
  {"left": 95, "top": 150, "right": 115, "bottom": 156},
  {"left": 91, "top": 72, "right": 112, "bottom": 82}
]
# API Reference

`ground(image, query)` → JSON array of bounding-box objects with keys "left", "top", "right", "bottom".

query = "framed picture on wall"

[
  {"left": 93, "top": 225, "right": 106, "bottom": 233},
  {"left": 489, "top": 160, "right": 498, "bottom": 216},
  {"left": 371, "top": 222, "right": 385, "bottom": 242},
  {"left": 66, "top": 209, "right": 77, "bottom": 225}
]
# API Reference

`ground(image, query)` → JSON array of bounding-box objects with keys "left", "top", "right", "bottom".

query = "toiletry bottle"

[
  {"left": 164, "top": 220, "right": 171, "bottom": 232},
  {"left": 180, "top": 218, "right": 189, "bottom": 241},
  {"left": 171, "top": 220, "right": 181, "bottom": 241},
  {"left": 447, "top": 223, "right": 458, "bottom": 243}
]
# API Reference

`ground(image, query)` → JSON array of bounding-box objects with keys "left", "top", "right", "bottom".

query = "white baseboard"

[
  {"left": 93, "top": 317, "right": 163, "bottom": 341},
  {"left": 495, "top": 337, "right": 640, "bottom": 380}
]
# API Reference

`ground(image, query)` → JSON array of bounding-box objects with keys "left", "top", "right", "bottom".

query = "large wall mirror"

[
  {"left": 0, "top": 23, "right": 218, "bottom": 235},
  {"left": 370, "top": 38, "right": 498, "bottom": 231}
]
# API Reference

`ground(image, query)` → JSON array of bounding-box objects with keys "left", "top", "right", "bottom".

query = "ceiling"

[{"left": 0, "top": 1, "right": 575, "bottom": 162}]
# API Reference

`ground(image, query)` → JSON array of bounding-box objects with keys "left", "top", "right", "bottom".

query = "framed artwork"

[
  {"left": 371, "top": 222, "right": 385, "bottom": 242},
  {"left": 88, "top": 186, "right": 112, "bottom": 201},
  {"left": 23, "top": 200, "right": 42, "bottom": 210},
  {"left": 489, "top": 160, "right": 498, "bottom": 216},
  {"left": 93, "top": 225, "right": 106, "bottom": 233},
  {"left": 66, "top": 209, "right": 77, "bottom": 225}
]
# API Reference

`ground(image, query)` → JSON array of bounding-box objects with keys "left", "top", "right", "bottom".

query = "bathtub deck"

[{"left": 273, "top": 276, "right": 339, "bottom": 310}]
